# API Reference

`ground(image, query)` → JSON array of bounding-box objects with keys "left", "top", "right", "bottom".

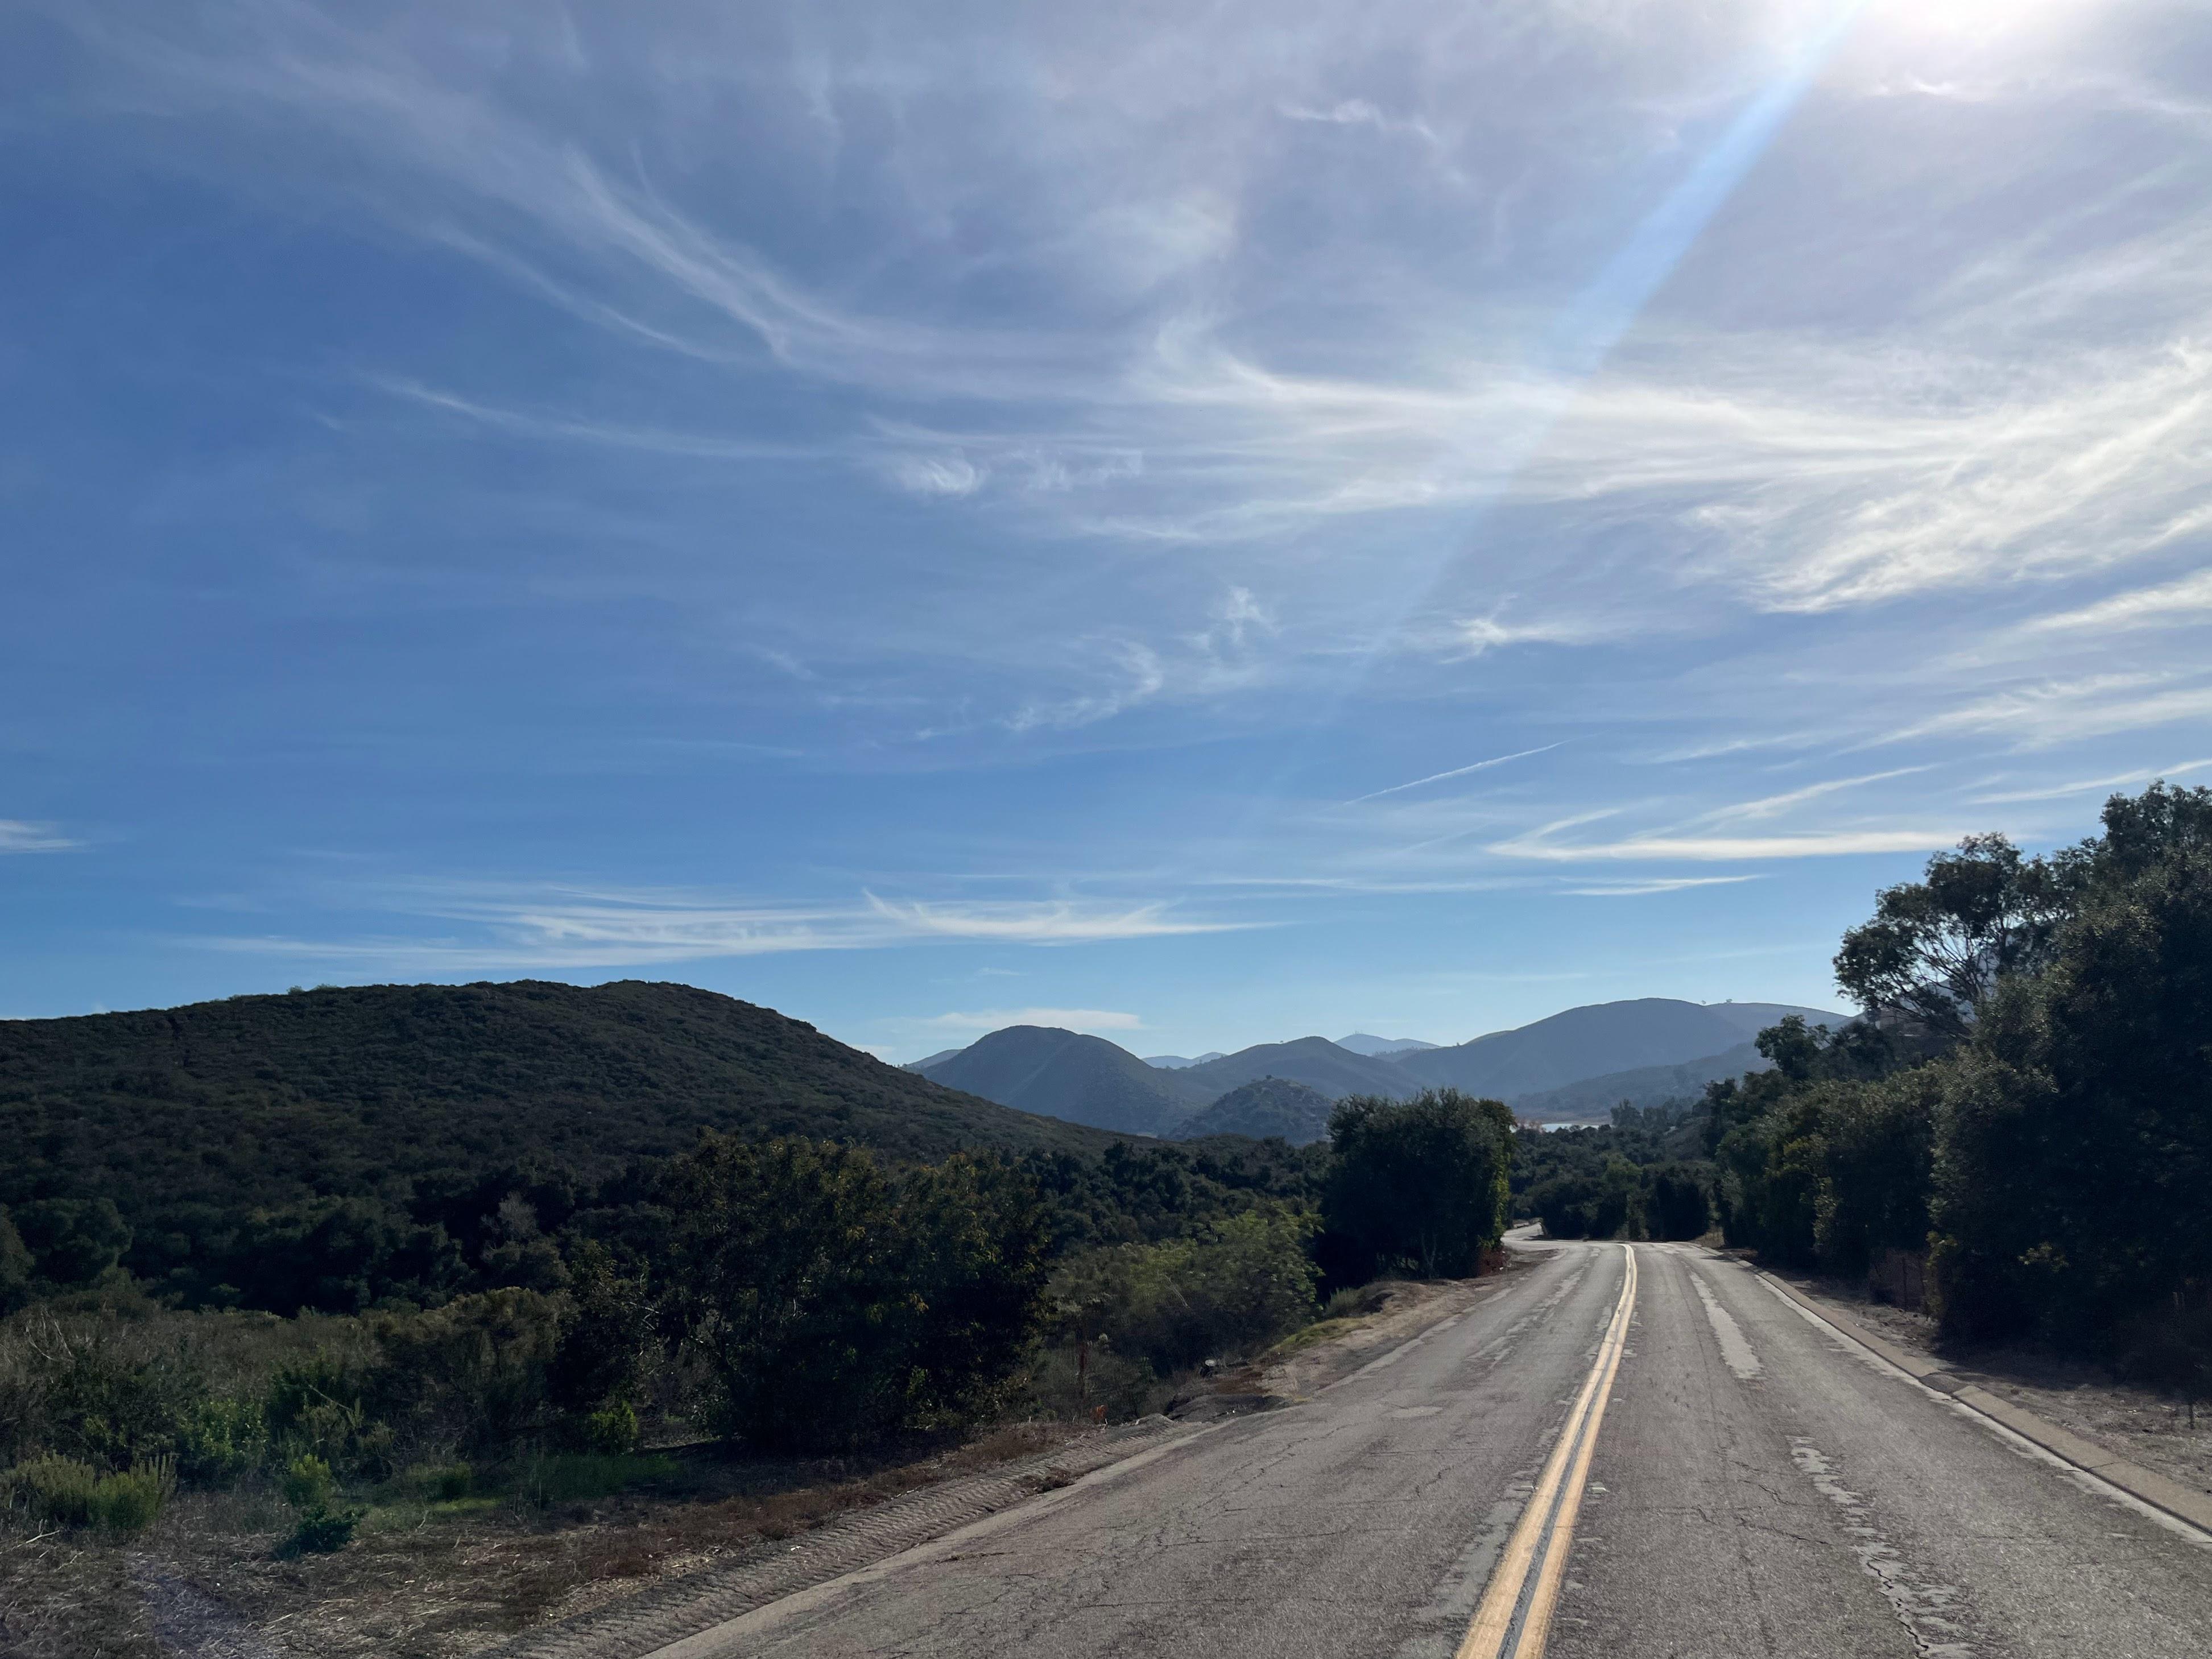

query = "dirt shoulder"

[
  {"left": 1176, "top": 1265, "right": 1529, "bottom": 1419},
  {"left": 1761, "top": 1264, "right": 2212, "bottom": 1509},
  {"left": 9, "top": 1422, "right": 1096, "bottom": 1659}
]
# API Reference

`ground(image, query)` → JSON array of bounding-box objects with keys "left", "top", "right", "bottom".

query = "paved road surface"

[{"left": 679, "top": 1239, "right": 2212, "bottom": 1658}]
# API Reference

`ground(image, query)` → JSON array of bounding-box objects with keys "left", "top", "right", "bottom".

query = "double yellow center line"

[{"left": 1457, "top": 1243, "right": 1639, "bottom": 1659}]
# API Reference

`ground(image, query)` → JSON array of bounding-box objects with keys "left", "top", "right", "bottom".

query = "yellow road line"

[{"left": 1457, "top": 1243, "right": 1638, "bottom": 1659}]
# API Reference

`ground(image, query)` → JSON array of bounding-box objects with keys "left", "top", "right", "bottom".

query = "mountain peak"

[{"left": 1336, "top": 1033, "right": 1440, "bottom": 1056}]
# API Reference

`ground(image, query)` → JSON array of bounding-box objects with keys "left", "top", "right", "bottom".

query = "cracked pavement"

[{"left": 668, "top": 1240, "right": 2212, "bottom": 1658}]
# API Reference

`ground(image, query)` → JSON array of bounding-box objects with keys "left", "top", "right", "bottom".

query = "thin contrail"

[{"left": 1346, "top": 743, "right": 1561, "bottom": 805}]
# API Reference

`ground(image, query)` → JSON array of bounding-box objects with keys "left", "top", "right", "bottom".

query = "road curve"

[{"left": 671, "top": 1240, "right": 2212, "bottom": 1658}]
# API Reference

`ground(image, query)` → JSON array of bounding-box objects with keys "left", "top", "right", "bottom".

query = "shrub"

[
  {"left": 281, "top": 1453, "right": 336, "bottom": 1513},
  {"left": 660, "top": 1136, "right": 1052, "bottom": 1451},
  {"left": 1322, "top": 1091, "right": 1514, "bottom": 1279},
  {"left": 0, "top": 1210, "right": 32, "bottom": 1315},
  {"left": 14, "top": 1317, "right": 209, "bottom": 1471},
  {"left": 545, "top": 1242, "right": 654, "bottom": 1418},
  {"left": 4, "top": 1453, "right": 172, "bottom": 1535},
  {"left": 584, "top": 1400, "right": 638, "bottom": 1455},
  {"left": 265, "top": 1354, "right": 390, "bottom": 1476},
  {"left": 367, "top": 1288, "right": 567, "bottom": 1454},
  {"left": 282, "top": 1507, "right": 361, "bottom": 1555},
  {"left": 94, "top": 1459, "right": 171, "bottom": 1534},
  {"left": 277, "top": 1452, "right": 361, "bottom": 1556},
  {"left": 1049, "top": 1209, "right": 1319, "bottom": 1375},
  {"left": 1321, "top": 1282, "right": 1392, "bottom": 1321},
  {"left": 5, "top": 1455, "right": 99, "bottom": 1526},
  {"left": 178, "top": 1395, "right": 266, "bottom": 1487}
]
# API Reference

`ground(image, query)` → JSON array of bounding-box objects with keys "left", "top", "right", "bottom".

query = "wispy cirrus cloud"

[
  {"left": 1491, "top": 819, "right": 1964, "bottom": 864},
  {"left": 1689, "top": 767, "right": 1935, "bottom": 826},
  {"left": 1889, "top": 676, "right": 2212, "bottom": 749},
  {"left": 1565, "top": 875, "right": 1764, "bottom": 896},
  {"left": 861, "top": 892, "right": 1244, "bottom": 944},
  {"left": 0, "top": 821, "right": 75, "bottom": 853},
  {"left": 196, "top": 882, "right": 1247, "bottom": 971},
  {"left": 55, "top": 0, "right": 2212, "bottom": 628},
  {"left": 2020, "top": 566, "right": 2212, "bottom": 635},
  {"left": 1966, "top": 757, "right": 2212, "bottom": 806}
]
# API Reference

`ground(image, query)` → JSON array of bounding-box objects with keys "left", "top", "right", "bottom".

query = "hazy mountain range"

[{"left": 908, "top": 998, "right": 1843, "bottom": 1141}]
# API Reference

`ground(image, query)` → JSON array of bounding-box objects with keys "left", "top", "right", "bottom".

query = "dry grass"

[
  {"left": 0, "top": 1517, "right": 159, "bottom": 1659},
  {"left": 30, "top": 1420, "right": 1085, "bottom": 1659}
]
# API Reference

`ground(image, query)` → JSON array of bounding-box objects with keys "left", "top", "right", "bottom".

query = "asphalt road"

[{"left": 679, "top": 1239, "right": 2212, "bottom": 1658}]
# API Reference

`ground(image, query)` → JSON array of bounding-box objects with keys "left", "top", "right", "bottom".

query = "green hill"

[
  {"left": 1176, "top": 1077, "right": 1336, "bottom": 1145},
  {"left": 916, "top": 1025, "right": 1209, "bottom": 1136},
  {"left": 0, "top": 980, "right": 1117, "bottom": 1267}
]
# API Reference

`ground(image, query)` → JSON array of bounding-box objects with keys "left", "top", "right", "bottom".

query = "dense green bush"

[
  {"left": 0, "top": 1313, "right": 206, "bottom": 1472},
  {"left": 1049, "top": 1208, "right": 1319, "bottom": 1374},
  {"left": 367, "top": 1288, "right": 567, "bottom": 1454},
  {"left": 278, "top": 1453, "right": 361, "bottom": 1555},
  {"left": 178, "top": 1394, "right": 267, "bottom": 1486},
  {"left": 659, "top": 1135, "right": 1052, "bottom": 1451},
  {"left": 264, "top": 1352, "right": 391, "bottom": 1477},
  {"left": 1322, "top": 1091, "right": 1514, "bottom": 1279}
]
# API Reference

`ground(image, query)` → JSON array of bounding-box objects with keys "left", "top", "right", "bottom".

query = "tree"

[
  {"left": 657, "top": 1135, "right": 1051, "bottom": 1450},
  {"left": 10, "top": 1198, "right": 133, "bottom": 1289},
  {"left": 1929, "top": 828, "right": 2212, "bottom": 1342},
  {"left": 1321, "top": 1090, "right": 1514, "bottom": 1280},
  {"left": 1834, "top": 834, "right": 2072, "bottom": 1038},
  {"left": 1643, "top": 1163, "right": 1711, "bottom": 1242}
]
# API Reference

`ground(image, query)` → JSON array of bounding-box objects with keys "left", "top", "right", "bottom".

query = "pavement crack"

[{"left": 1788, "top": 1437, "right": 1984, "bottom": 1659}]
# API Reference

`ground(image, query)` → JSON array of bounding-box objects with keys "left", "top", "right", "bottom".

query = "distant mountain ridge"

[
  {"left": 1391, "top": 999, "right": 1841, "bottom": 1100},
  {"left": 912, "top": 998, "right": 1843, "bottom": 1137},
  {"left": 1508, "top": 1041, "right": 1768, "bottom": 1123}
]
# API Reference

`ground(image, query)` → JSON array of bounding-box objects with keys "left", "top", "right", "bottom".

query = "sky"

[{"left": 5, "top": 0, "right": 2211, "bottom": 1060}]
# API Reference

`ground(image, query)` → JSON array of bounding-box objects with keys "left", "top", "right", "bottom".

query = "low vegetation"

[{"left": 1, "top": 1019, "right": 1515, "bottom": 1659}]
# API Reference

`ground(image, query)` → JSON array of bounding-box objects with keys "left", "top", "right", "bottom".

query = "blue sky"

[{"left": 5, "top": 0, "right": 2210, "bottom": 1059}]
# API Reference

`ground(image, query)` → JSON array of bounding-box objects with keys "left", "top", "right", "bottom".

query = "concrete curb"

[{"left": 1754, "top": 1268, "right": 2212, "bottom": 1538}]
